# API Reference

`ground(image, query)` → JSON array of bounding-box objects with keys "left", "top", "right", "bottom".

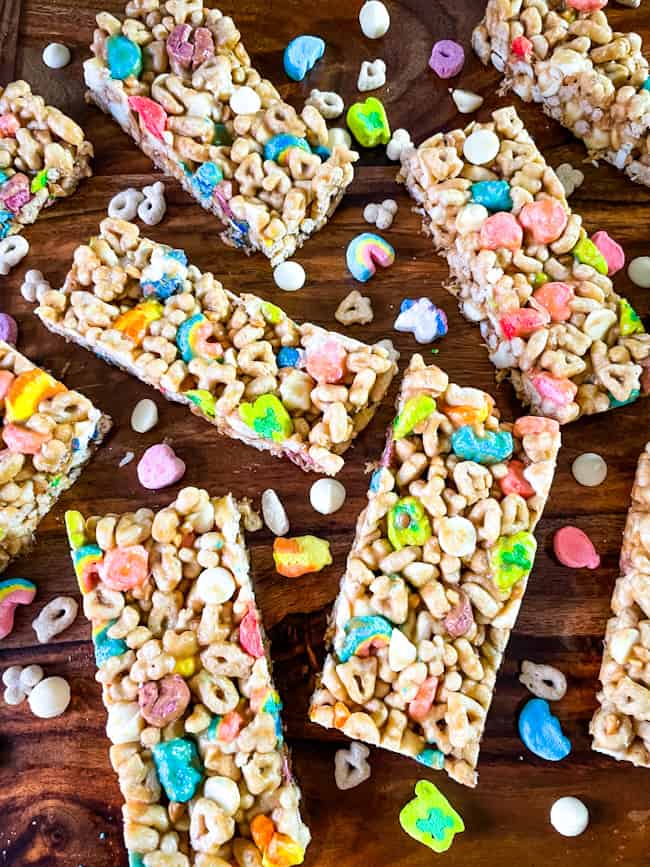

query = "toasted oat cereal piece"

[
  {"left": 66, "top": 490, "right": 310, "bottom": 865},
  {"left": 0, "top": 341, "right": 110, "bottom": 575},
  {"left": 335, "top": 290, "right": 374, "bottom": 326},
  {"left": 472, "top": 0, "right": 650, "bottom": 187},
  {"left": 309, "top": 354, "right": 561, "bottom": 787},
  {"left": 34, "top": 220, "right": 396, "bottom": 476},
  {"left": 398, "top": 106, "right": 650, "bottom": 424},
  {"left": 590, "top": 441, "right": 650, "bottom": 768},
  {"left": 83, "top": 2, "right": 358, "bottom": 265},
  {"left": 0, "top": 80, "right": 93, "bottom": 239}
]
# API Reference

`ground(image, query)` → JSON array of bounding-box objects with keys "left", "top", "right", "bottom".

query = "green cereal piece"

[
  {"left": 399, "top": 780, "right": 464, "bottom": 853},
  {"left": 572, "top": 237, "right": 607, "bottom": 275},
  {"left": 346, "top": 97, "right": 391, "bottom": 148}
]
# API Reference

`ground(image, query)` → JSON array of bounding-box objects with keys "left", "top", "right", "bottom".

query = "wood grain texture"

[{"left": 1, "top": 1, "right": 650, "bottom": 865}]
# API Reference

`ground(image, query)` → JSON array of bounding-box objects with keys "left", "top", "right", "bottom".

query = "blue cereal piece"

[
  {"left": 264, "top": 134, "right": 311, "bottom": 165},
  {"left": 107, "top": 34, "right": 143, "bottom": 80},
  {"left": 451, "top": 425, "right": 513, "bottom": 465},
  {"left": 609, "top": 388, "right": 640, "bottom": 408},
  {"left": 338, "top": 615, "right": 393, "bottom": 662},
  {"left": 152, "top": 737, "right": 204, "bottom": 803},
  {"left": 0, "top": 210, "right": 13, "bottom": 239},
  {"left": 313, "top": 145, "right": 331, "bottom": 160},
  {"left": 128, "top": 854, "right": 145, "bottom": 867},
  {"left": 643, "top": 78, "right": 650, "bottom": 92},
  {"left": 92, "top": 620, "right": 128, "bottom": 666},
  {"left": 277, "top": 346, "right": 302, "bottom": 368},
  {"left": 191, "top": 161, "right": 223, "bottom": 200},
  {"left": 416, "top": 748, "right": 445, "bottom": 769},
  {"left": 470, "top": 179, "right": 513, "bottom": 212},
  {"left": 283, "top": 35, "right": 325, "bottom": 81},
  {"left": 518, "top": 698, "right": 571, "bottom": 761}
]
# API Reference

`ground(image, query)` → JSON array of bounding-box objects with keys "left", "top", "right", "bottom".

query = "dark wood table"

[{"left": 1, "top": 2, "right": 649, "bottom": 865}]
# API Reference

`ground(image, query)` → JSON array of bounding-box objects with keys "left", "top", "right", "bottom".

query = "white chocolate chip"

[
  {"left": 550, "top": 797, "right": 589, "bottom": 837},
  {"left": 262, "top": 489, "right": 290, "bottom": 536},
  {"left": 456, "top": 203, "right": 489, "bottom": 235},
  {"left": 571, "top": 453, "right": 607, "bottom": 487},
  {"left": 628, "top": 256, "right": 650, "bottom": 288},
  {"left": 131, "top": 398, "right": 159, "bottom": 433},
  {"left": 273, "top": 261, "right": 306, "bottom": 292},
  {"left": 310, "top": 478, "right": 346, "bottom": 515},
  {"left": 451, "top": 89, "right": 484, "bottom": 113},
  {"left": 229, "top": 86, "right": 261, "bottom": 115},
  {"left": 42, "top": 42, "right": 71, "bottom": 69},
  {"left": 328, "top": 127, "right": 352, "bottom": 150},
  {"left": 28, "top": 676, "right": 71, "bottom": 719},
  {"left": 203, "top": 775, "right": 241, "bottom": 816},
  {"left": 438, "top": 515, "right": 476, "bottom": 557},
  {"left": 106, "top": 701, "right": 143, "bottom": 743},
  {"left": 196, "top": 567, "right": 236, "bottom": 604},
  {"left": 359, "top": 1, "right": 390, "bottom": 39},
  {"left": 388, "top": 628, "right": 417, "bottom": 672},
  {"left": 462, "top": 129, "right": 500, "bottom": 166}
]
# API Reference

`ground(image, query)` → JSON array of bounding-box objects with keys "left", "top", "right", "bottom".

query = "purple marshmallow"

[
  {"left": 429, "top": 40, "right": 465, "bottom": 79},
  {"left": 0, "top": 313, "right": 18, "bottom": 346}
]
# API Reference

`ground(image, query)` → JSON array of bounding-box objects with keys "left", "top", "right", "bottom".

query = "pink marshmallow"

[
  {"left": 137, "top": 443, "right": 186, "bottom": 490},
  {"left": 591, "top": 230, "right": 625, "bottom": 276}
]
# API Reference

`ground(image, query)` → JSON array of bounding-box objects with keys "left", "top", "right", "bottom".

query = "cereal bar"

[
  {"left": 35, "top": 218, "right": 397, "bottom": 476},
  {"left": 0, "top": 81, "right": 93, "bottom": 239},
  {"left": 398, "top": 105, "right": 650, "bottom": 424},
  {"left": 0, "top": 340, "right": 110, "bottom": 574},
  {"left": 472, "top": 0, "right": 650, "bottom": 187},
  {"left": 84, "top": 1, "right": 357, "bottom": 265},
  {"left": 590, "top": 442, "right": 650, "bottom": 768},
  {"left": 65, "top": 489, "right": 310, "bottom": 865},
  {"left": 309, "top": 354, "right": 561, "bottom": 787}
]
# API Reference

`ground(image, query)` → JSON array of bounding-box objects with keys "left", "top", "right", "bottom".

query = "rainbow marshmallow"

[
  {"left": 338, "top": 614, "right": 393, "bottom": 662},
  {"left": 346, "top": 232, "right": 395, "bottom": 282},
  {"left": 175, "top": 313, "right": 222, "bottom": 363},
  {"left": 0, "top": 577, "right": 37, "bottom": 639},
  {"left": 72, "top": 544, "right": 103, "bottom": 594}
]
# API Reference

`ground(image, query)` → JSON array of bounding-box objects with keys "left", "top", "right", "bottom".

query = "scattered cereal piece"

[
  {"left": 273, "top": 535, "right": 332, "bottom": 577},
  {"left": 399, "top": 780, "right": 465, "bottom": 853},
  {"left": 519, "top": 697, "right": 571, "bottom": 761},
  {"left": 571, "top": 452, "right": 608, "bottom": 487},
  {"left": 357, "top": 59, "right": 386, "bottom": 92},
  {"left": 519, "top": 660, "right": 567, "bottom": 702},
  {"left": 591, "top": 231, "right": 624, "bottom": 276},
  {"left": 394, "top": 298, "right": 448, "bottom": 344},
  {"left": 628, "top": 256, "right": 650, "bottom": 288},
  {"left": 20, "top": 269, "right": 51, "bottom": 304},
  {"left": 0, "top": 234, "right": 29, "bottom": 275},
  {"left": 335, "top": 289, "right": 374, "bottom": 326},
  {"left": 137, "top": 443, "right": 186, "bottom": 490},
  {"left": 131, "top": 398, "right": 159, "bottom": 433},
  {"left": 42, "top": 42, "right": 71, "bottom": 69},
  {"left": 386, "top": 128, "right": 412, "bottom": 161},
  {"left": 229, "top": 86, "right": 261, "bottom": 115},
  {"left": 463, "top": 128, "right": 500, "bottom": 165},
  {"left": 359, "top": 1, "right": 390, "bottom": 39},
  {"left": 32, "top": 596, "right": 78, "bottom": 644},
  {"left": 273, "top": 261, "right": 306, "bottom": 292},
  {"left": 550, "top": 797, "right": 589, "bottom": 837},
  {"left": 363, "top": 199, "right": 397, "bottom": 230},
  {"left": 283, "top": 35, "right": 325, "bottom": 81},
  {"left": 107, "top": 188, "right": 144, "bottom": 220},
  {"left": 347, "top": 97, "right": 391, "bottom": 148},
  {"left": 2, "top": 664, "right": 44, "bottom": 705},
  {"left": 0, "top": 578, "right": 37, "bottom": 639},
  {"left": 310, "top": 478, "right": 346, "bottom": 515},
  {"left": 450, "top": 88, "right": 484, "bottom": 113},
  {"left": 306, "top": 89, "right": 344, "bottom": 119},
  {"left": 28, "top": 675, "right": 71, "bottom": 718},
  {"left": 138, "top": 181, "right": 167, "bottom": 226},
  {"left": 555, "top": 163, "right": 584, "bottom": 197},
  {"left": 429, "top": 40, "right": 465, "bottom": 79},
  {"left": 554, "top": 526, "right": 600, "bottom": 569},
  {"left": 238, "top": 497, "right": 263, "bottom": 532},
  {"left": 0, "top": 313, "right": 18, "bottom": 346},
  {"left": 328, "top": 127, "right": 353, "bottom": 150},
  {"left": 119, "top": 451, "right": 134, "bottom": 468},
  {"left": 262, "top": 489, "right": 290, "bottom": 537},
  {"left": 334, "top": 741, "right": 371, "bottom": 790},
  {"left": 346, "top": 232, "right": 395, "bottom": 282}
]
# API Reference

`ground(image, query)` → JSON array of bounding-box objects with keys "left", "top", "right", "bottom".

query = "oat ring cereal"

[
  {"left": 138, "top": 181, "right": 167, "bottom": 226},
  {"left": 108, "top": 187, "right": 144, "bottom": 220},
  {"left": 519, "top": 660, "right": 567, "bottom": 701},
  {"left": 0, "top": 234, "right": 29, "bottom": 275},
  {"left": 32, "top": 596, "right": 79, "bottom": 644}
]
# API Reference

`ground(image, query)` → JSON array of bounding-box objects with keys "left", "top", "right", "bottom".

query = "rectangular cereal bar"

[
  {"left": 0, "top": 340, "right": 110, "bottom": 574},
  {"left": 34, "top": 218, "right": 397, "bottom": 476},
  {"left": 398, "top": 105, "right": 650, "bottom": 424},
  {"left": 84, "top": 1, "right": 357, "bottom": 265},
  {"left": 472, "top": 0, "right": 650, "bottom": 186},
  {"left": 0, "top": 80, "right": 93, "bottom": 239},
  {"left": 590, "top": 441, "right": 650, "bottom": 768},
  {"left": 309, "top": 354, "right": 561, "bottom": 787},
  {"left": 65, "top": 489, "right": 310, "bottom": 866}
]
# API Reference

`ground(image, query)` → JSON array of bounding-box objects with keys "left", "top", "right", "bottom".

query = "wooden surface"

[{"left": 1, "top": 1, "right": 650, "bottom": 865}]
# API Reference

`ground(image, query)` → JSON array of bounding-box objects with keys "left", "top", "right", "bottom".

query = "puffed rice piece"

[
  {"left": 555, "top": 164, "right": 585, "bottom": 198},
  {"left": 590, "top": 441, "right": 650, "bottom": 768},
  {"left": 310, "top": 354, "right": 561, "bottom": 787},
  {"left": 66, "top": 491, "right": 311, "bottom": 863},
  {"left": 0, "top": 341, "right": 110, "bottom": 576},
  {"left": 335, "top": 290, "right": 374, "bottom": 326},
  {"left": 20, "top": 270, "right": 52, "bottom": 304},
  {"left": 386, "top": 128, "right": 413, "bottom": 161},
  {"left": 363, "top": 199, "right": 398, "bottom": 230}
]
